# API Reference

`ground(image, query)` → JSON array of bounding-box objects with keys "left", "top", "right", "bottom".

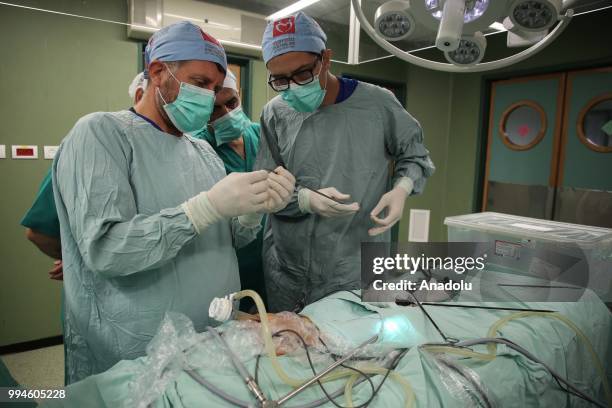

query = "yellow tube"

[
  {"left": 423, "top": 311, "right": 610, "bottom": 407},
  {"left": 233, "top": 290, "right": 416, "bottom": 408},
  {"left": 421, "top": 345, "right": 495, "bottom": 361},
  {"left": 344, "top": 373, "right": 360, "bottom": 407},
  {"left": 233, "top": 290, "right": 306, "bottom": 386},
  {"left": 486, "top": 311, "right": 611, "bottom": 407},
  {"left": 324, "top": 365, "right": 415, "bottom": 408}
]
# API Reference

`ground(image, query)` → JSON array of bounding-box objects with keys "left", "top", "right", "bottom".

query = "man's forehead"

[
  {"left": 179, "top": 60, "right": 224, "bottom": 78},
  {"left": 215, "top": 88, "right": 238, "bottom": 104},
  {"left": 267, "top": 52, "right": 317, "bottom": 74}
]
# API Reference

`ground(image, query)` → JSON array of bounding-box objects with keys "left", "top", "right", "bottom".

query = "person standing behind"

[{"left": 192, "top": 69, "right": 267, "bottom": 308}]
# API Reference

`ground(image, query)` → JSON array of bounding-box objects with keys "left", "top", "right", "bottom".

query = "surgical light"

[
  {"left": 374, "top": 1, "right": 415, "bottom": 41},
  {"left": 428, "top": 0, "right": 490, "bottom": 23},
  {"left": 444, "top": 31, "right": 486, "bottom": 65},
  {"left": 508, "top": 0, "right": 562, "bottom": 32}
]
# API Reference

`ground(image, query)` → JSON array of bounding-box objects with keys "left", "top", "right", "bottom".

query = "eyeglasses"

[{"left": 267, "top": 57, "right": 322, "bottom": 92}]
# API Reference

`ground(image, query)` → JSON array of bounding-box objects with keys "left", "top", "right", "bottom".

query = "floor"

[{"left": 1, "top": 345, "right": 64, "bottom": 388}]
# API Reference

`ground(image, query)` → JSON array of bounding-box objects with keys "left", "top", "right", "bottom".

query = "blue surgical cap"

[
  {"left": 262, "top": 12, "right": 327, "bottom": 64},
  {"left": 144, "top": 21, "right": 227, "bottom": 78}
]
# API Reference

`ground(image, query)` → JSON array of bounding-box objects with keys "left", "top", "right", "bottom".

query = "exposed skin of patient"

[{"left": 238, "top": 312, "right": 321, "bottom": 355}]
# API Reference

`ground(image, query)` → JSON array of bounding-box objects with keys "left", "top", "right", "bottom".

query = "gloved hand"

[
  {"left": 265, "top": 166, "right": 296, "bottom": 213},
  {"left": 298, "top": 187, "right": 360, "bottom": 217},
  {"left": 182, "top": 170, "right": 269, "bottom": 233},
  {"left": 369, "top": 178, "right": 413, "bottom": 236}
]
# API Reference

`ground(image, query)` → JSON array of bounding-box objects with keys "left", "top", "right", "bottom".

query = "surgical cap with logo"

[
  {"left": 144, "top": 21, "right": 227, "bottom": 78},
  {"left": 261, "top": 11, "right": 327, "bottom": 64}
]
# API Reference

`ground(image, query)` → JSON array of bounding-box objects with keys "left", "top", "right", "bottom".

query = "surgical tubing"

[
  {"left": 422, "top": 311, "right": 611, "bottom": 407},
  {"left": 186, "top": 369, "right": 250, "bottom": 408},
  {"left": 233, "top": 289, "right": 306, "bottom": 387},
  {"left": 457, "top": 338, "right": 607, "bottom": 408},
  {"left": 486, "top": 311, "right": 611, "bottom": 407},
  {"left": 233, "top": 290, "right": 416, "bottom": 407}
]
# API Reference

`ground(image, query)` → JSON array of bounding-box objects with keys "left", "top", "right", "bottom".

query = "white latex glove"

[
  {"left": 265, "top": 166, "right": 296, "bottom": 213},
  {"left": 369, "top": 177, "right": 413, "bottom": 236},
  {"left": 298, "top": 187, "right": 360, "bottom": 217},
  {"left": 182, "top": 170, "right": 269, "bottom": 233}
]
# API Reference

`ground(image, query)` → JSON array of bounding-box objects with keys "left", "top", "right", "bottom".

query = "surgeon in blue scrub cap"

[
  {"left": 53, "top": 21, "right": 295, "bottom": 383},
  {"left": 256, "top": 12, "right": 436, "bottom": 312}
]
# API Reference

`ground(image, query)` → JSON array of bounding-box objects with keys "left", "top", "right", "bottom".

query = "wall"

[
  {"left": 0, "top": 1, "right": 427, "bottom": 346},
  {"left": 0, "top": 0, "right": 139, "bottom": 346}
]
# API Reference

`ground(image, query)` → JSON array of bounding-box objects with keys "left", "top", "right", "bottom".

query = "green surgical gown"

[
  {"left": 192, "top": 123, "right": 266, "bottom": 307},
  {"left": 20, "top": 168, "right": 60, "bottom": 238},
  {"left": 256, "top": 82, "right": 435, "bottom": 312},
  {"left": 52, "top": 110, "right": 260, "bottom": 384}
]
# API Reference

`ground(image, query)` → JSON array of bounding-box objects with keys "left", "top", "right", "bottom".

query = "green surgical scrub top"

[
  {"left": 21, "top": 168, "right": 60, "bottom": 238},
  {"left": 193, "top": 123, "right": 261, "bottom": 174},
  {"left": 192, "top": 123, "right": 266, "bottom": 306}
]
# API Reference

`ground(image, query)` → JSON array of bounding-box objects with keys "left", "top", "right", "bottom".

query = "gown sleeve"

[
  {"left": 255, "top": 107, "right": 308, "bottom": 218},
  {"left": 53, "top": 113, "right": 198, "bottom": 278},
  {"left": 379, "top": 89, "right": 435, "bottom": 195}
]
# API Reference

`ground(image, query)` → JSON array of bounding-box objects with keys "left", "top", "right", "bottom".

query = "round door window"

[
  {"left": 578, "top": 94, "right": 612, "bottom": 153},
  {"left": 499, "top": 101, "right": 547, "bottom": 151}
]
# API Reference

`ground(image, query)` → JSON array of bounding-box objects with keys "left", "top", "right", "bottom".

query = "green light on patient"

[{"left": 380, "top": 314, "right": 420, "bottom": 345}]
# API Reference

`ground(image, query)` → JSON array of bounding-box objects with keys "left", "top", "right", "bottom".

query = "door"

[
  {"left": 483, "top": 67, "right": 612, "bottom": 228},
  {"left": 483, "top": 73, "right": 566, "bottom": 219},
  {"left": 555, "top": 67, "right": 612, "bottom": 227}
]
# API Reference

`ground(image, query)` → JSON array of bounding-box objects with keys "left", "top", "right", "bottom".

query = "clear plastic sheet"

[
  {"left": 127, "top": 313, "right": 266, "bottom": 407},
  {"left": 128, "top": 313, "right": 204, "bottom": 408},
  {"left": 424, "top": 351, "right": 496, "bottom": 408},
  {"left": 127, "top": 311, "right": 400, "bottom": 407},
  {"left": 127, "top": 312, "right": 327, "bottom": 406}
]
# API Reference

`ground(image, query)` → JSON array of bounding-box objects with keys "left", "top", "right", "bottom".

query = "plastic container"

[{"left": 444, "top": 212, "right": 612, "bottom": 302}]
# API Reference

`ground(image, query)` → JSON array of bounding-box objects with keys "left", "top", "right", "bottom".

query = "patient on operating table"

[{"left": 236, "top": 312, "right": 321, "bottom": 355}]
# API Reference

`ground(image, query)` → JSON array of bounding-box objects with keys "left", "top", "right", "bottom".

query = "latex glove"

[
  {"left": 298, "top": 187, "right": 359, "bottom": 217},
  {"left": 183, "top": 170, "right": 269, "bottom": 233},
  {"left": 369, "top": 178, "right": 413, "bottom": 236},
  {"left": 49, "top": 260, "right": 63, "bottom": 281},
  {"left": 265, "top": 166, "right": 296, "bottom": 213}
]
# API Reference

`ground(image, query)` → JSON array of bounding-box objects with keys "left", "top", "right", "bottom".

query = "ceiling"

[{"left": 195, "top": 0, "right": 611, "bottom": 61}]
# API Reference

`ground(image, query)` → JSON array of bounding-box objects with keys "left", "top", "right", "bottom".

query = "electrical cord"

[
  {"left": 273, "top": 328, "right": 376, "bottom": 408},
  {"left": 427, "top": 337, "right": 607, "bottom": 408},
  {"left": 406, "top": 291, "right": 458, "bottom": 344}
]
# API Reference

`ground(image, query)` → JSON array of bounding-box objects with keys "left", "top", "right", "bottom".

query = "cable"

[
  {"left": 207, "top": 327, "right": 251, "bottom": 381},
  {"left": 273, "top": 328, "right": 376, "bottom": 408},
  {"left": 396, "top": 301, "right": 555, "bottom": 314},
  {"left": 406, "top": 291, "right": 458, "bottom": 344},
  {"left": 186, "top": 369, "right": 250, "bottom": 408},
  {"left": 456, "top": 338, "right": 607, "bottom": 408}
]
